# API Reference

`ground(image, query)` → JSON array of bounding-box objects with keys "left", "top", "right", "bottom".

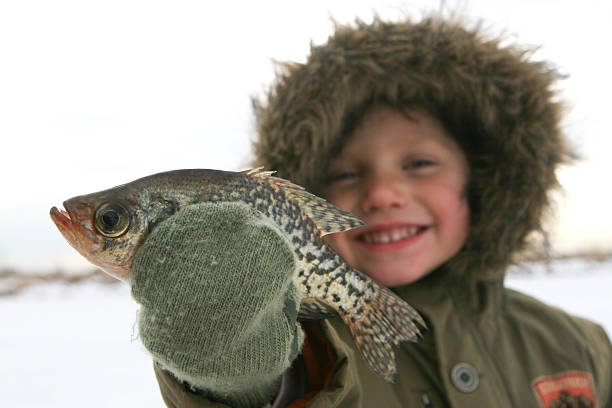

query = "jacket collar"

[{"left": 393, "top": 267, "right": 506, "bottom": 323}]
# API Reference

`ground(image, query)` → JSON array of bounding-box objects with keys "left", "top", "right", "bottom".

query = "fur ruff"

[{"left": 252, "top": 15, "right": 572, "bottom": 280}]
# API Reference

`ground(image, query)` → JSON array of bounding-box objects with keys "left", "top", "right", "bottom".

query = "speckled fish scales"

[{"left": 137, "top": 168, "right": 424, "bottom": 382}]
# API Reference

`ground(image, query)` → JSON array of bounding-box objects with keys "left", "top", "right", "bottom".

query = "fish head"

[{"left": 50, "top": 186, "right": 151, "bottom": 281}]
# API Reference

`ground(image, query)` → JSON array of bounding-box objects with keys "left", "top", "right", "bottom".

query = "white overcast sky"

[{"left": 1, "top": 0, "right": 610, "bottom": 271}]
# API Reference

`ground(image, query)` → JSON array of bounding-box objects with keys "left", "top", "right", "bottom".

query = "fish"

[{"left": 50, "top": 167, "right": 425, "bottom": 382}]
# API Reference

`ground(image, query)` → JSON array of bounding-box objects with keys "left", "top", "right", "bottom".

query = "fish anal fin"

[
  {"left": 298, "top": 297, "right": 337, "bottom": 320},
  {"left": 343, "top": 283, "right": 426, "bottom": 383}
]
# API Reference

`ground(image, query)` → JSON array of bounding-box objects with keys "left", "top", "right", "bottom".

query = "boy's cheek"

[
  {"left": 323, "top": 233, "right": 342, "bottom": 253},
  {"left": 427, "top": 186, "right": 470, "bottom": 251},
  {"left": 324, "top": 233, "right": 353, "bottom": 264},
  {"left": 443, "top": 196, "right": 471, "bottom": 250},
  {"left": 324, "top": 189, "right": 352, "bottom": 215}
]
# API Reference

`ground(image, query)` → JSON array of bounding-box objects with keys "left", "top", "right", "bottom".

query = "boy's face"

[{"left": 325, "top": 106, "right": 470, "bottom": 287}]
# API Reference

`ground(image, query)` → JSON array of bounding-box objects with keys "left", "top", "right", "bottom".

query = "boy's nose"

[{"left": 360, "top": 176, "right": 407, "bottom": 213}]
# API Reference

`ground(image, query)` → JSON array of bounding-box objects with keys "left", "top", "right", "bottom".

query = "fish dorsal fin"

[{"left": 242, "top": 167, "right": 366, "bottom": 236}]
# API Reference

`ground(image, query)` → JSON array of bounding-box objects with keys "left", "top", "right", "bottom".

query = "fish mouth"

[
  {"left": 50, "top": 205, "right": 75, "bottom": 239},
  {"left": 50, "top": 203, "right": 128, "bottom": 281}
]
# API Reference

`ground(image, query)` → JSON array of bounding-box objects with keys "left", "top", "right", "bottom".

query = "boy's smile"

[
  {"left": 355, "top": 222, "right": 429, "bottom": 250},
  {"left": 324, "top": 106, "right": 470, "bottom": 287}
]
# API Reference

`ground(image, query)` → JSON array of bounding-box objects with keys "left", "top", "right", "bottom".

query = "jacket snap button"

[{"left": 450, "top": 363, "right": 479, "bottom": 393}]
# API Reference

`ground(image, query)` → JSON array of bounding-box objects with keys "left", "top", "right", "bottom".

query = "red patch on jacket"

[{"left": 532, "top": 371, "right": 596, "bottom": 408}]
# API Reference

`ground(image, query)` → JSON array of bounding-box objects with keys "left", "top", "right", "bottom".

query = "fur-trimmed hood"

[{"left": 252, "top": 15, "right": 571, "bottom": 280}]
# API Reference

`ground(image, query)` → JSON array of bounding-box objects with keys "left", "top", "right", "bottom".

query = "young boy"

[{"left": 139, "top": 14, "right": 612, "bottom": 407}]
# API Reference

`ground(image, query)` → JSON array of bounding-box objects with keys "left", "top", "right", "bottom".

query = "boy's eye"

[
  {"left": 405, "top": 159, "right": 434, "bottom": 169},
  {"left": 327, "top": 169, "right": 358, "bottom": 183},
  {"left": 334, "top": 170, "right": 358, "bottom": 180}
]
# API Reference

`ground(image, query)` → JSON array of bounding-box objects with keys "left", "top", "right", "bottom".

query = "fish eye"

[{"left": 94, "top": 202, "right": 130, "bottom": 237}]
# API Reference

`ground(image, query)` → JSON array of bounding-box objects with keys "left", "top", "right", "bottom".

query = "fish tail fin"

[{"left": 344, "top": 284, "right": 426, "bottom": 383}]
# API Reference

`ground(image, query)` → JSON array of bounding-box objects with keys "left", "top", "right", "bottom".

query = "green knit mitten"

[{"left": 130, "top": 202, "right": 304, "bottom": 408}]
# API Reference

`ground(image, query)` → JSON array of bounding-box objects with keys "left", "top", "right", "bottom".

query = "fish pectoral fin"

[
  {"left": 243, "top": 167, "right": 366, "bottom": 236},
  {"left": 298, "top": 298, "right": 338, "bottom": 320}
]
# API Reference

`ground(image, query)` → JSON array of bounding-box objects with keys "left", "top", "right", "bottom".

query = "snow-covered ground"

[
  {"left": 1, "top": 259, "right": 611, "bottom": 407},
  {"left": 506, "top": 258, "right": 612, "bottom": 333},
  {"left": 0, "top": 283, "right": 161, "bottom": 407}
]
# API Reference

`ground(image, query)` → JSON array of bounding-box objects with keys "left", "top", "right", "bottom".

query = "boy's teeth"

[{"left": 362, "top": 227, "right": 421, "bottom": 244}]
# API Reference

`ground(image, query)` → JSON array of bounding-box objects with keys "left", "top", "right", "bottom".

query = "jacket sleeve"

[
  {"left": 153, "top": 360, "right": 310, "bottom": 408},
  {"left": 153, "top": 363, "right": 230, "bottom": 408},
  {"left": 591, "top": 324, "right": 612, "bottom": 408},
  {"left": 571, "top": 317, "right": 612, "bottom": 407}
]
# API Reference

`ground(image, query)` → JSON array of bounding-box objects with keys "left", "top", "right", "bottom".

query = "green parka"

[
  {"left": 155, "top": 272, "right": 612, "bottom": 407},
  {"left": 154, "top": 14, "right": 612, "bottom": 407}
]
